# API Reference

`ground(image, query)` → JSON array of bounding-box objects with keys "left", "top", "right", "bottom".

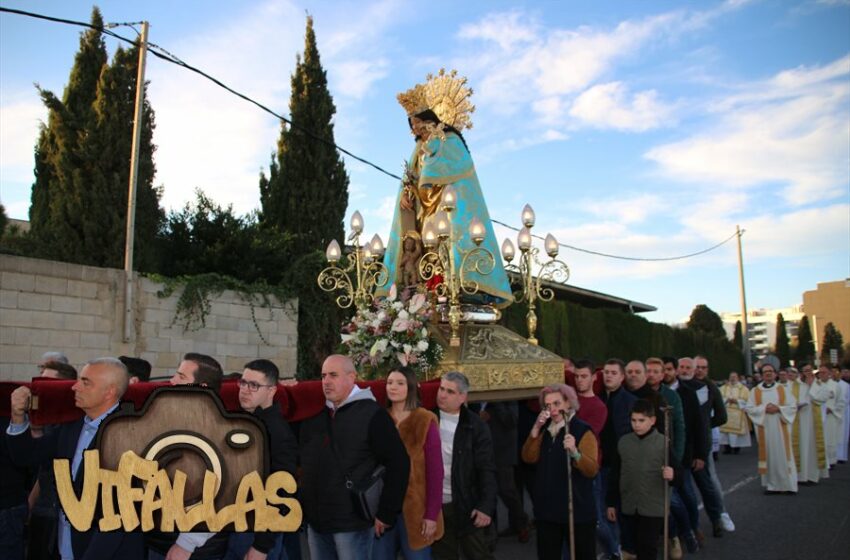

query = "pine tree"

[
  {"left": 795, "top": 315, "right": 815, "bottom": 365},
  {"left": 774, "top": 313, "right": 790, "bottom": 368},
  {"left": 27, "top": 9, "right": 162, "bottom": 268},
  {"left": 733, "top": 320, "right": 744, "bottom": 351},
  {"left": 821, "top": 322, "right": 844, "bottom": 365},
  {"left": 259, "top": 16, "right": 349, "bottom": 378}
]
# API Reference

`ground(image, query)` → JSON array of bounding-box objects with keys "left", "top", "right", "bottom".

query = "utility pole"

[
  {"left": 123, "top": 21, "right": 149, "bottom": 343},
  {"left": 736, "top": 225, "right": 753, "bottom": 376}
]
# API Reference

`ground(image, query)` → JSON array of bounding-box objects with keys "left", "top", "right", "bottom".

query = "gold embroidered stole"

[
  {"left": 755, "top": 385, "right": 792, "bottom": 475},
  {"left": 811, "top": 384, "right": 828, "bottom": 469},
  {"left": 791, "top": 382, "right": 801, "bottom": 468}
]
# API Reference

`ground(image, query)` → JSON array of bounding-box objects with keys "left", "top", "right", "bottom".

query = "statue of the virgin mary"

[{"left": 379, "top": 69, "right": 513, "bottom": 308}]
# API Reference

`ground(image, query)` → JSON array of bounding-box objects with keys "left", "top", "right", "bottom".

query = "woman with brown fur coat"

[{"left": 373, "top": 366, "right": 445, "bottom": 559}]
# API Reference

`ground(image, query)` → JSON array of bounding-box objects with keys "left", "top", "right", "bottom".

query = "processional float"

[{"left": 318, "top": 69, "right": 572, "bottom": 398}]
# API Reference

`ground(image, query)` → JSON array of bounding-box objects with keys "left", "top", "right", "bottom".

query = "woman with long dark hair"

[{"left": 373, "top": 367, "right": 444, "bottom": 559}]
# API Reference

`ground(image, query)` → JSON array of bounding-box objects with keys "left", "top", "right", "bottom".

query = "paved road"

[
  {"left": 297, "top": 445, "right": 849, "bottom": 559},
  {"left": 492, "top": 445, "right": 850, "bottom": 559}
]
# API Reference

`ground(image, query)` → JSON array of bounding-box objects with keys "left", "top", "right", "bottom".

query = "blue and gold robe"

[{"left": 380, "top": 131, "right": 513, "bottom": 307}]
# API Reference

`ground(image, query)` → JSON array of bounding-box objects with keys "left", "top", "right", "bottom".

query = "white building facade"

[{"left": 721, "top": 305, "right": 804, "bottom": 358}]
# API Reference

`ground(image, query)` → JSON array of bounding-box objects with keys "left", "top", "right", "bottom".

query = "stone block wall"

[{"left": 0, "top": 255, "right": 298, "bottom": 381}]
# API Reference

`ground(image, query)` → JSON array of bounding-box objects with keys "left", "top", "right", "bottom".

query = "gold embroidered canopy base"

[{"left": 425, "top": 323, "right": 564, "bottom": 401}]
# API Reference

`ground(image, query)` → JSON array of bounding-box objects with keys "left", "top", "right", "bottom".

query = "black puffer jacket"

[
  {"left": 299, "top": 387, "right": 409, "bottom": 532},
  {"left": 435, "top": 406, "right": 497, "bottom": 536}
]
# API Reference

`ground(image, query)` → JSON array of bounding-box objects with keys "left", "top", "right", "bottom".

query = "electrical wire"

[
  {"left": 491, "top": 219, "right": 740, "bottom": 262},
  {"left": 1, "top": 5, "right": 740, "bottom": 263}
]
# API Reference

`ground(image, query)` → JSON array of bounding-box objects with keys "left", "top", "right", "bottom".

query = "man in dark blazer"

[{"left": 6, "top": 357, "right": 143, "bottom": 560}]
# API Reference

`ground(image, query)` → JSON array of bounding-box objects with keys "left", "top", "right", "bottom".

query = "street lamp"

[
  {"left": 502, "top": 204, "right": 570, "bottom": 345},
  {"left": 318, "top": 211, "right": 389, "bottom": 309},
  {"left": 418, "top": 186, "right": 496, "bottom": 346}
]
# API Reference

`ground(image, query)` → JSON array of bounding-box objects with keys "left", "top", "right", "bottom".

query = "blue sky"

[{"left": 1, "top": 0, "right": 848, "bottom": 326}]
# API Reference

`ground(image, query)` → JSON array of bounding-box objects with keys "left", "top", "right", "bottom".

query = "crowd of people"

[{"left": 2, "top": 350, "right": 849, "bottom": 560}]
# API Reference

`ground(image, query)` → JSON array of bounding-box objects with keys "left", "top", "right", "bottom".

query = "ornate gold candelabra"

[
  {"left": 501, "top": 204, "right": 570, "bottom": 345},
  {"left": 318, "top": 211, "right": 389, "bottom": 309},
  {"left": 418, "top": 185, "right": 495, "bottom": 346}
]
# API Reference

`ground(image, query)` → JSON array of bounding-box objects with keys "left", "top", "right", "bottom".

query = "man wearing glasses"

[{"left": 230, "top": 359, "right": 298, "bottom": 560}]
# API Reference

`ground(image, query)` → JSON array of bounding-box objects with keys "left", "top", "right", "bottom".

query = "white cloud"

[
  {"left": 457, "top": 11, "right": 539, "bottom": 52},
  {"left": 569, "top": 82, "right": 674, "bottom": 131},
  {"left": 577, "top": 192, "right": 669, "bottom": 225},
  {"left": 143, "top": 0, "right": 403, "bottom": 215},
  {"left": 645, "top": 56, "right": 850, "bottom": 205},
  {"left": 456, "top": 2, "right": 749, "bottom": 137},
  {"left": 458, "top": 11, "right": 678, "bottom": 118},
  {"left": 740, "top": 204, "right": 850, "bottom": 259},
  {"left": 0, "top": 97, "right": 45, "bottom": 183},
  {"left": 331, "top": 59, "right": 389, "bottom": 100},
  {"left": 474, "top": 130, "right": 569, "bottom": 163}
]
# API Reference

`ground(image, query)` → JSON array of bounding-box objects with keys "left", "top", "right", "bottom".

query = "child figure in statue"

[{"left": 399, "top": 232, "right": 424, "bottom": 288}]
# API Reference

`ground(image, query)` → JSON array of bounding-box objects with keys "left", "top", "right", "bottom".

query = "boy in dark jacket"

[{"left": 606, "top": 400, "right": 679, "bottom": 560}]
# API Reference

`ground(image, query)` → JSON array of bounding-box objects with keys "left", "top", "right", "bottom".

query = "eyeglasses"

[{"left": 238, "top": 379, "right": 274, "bottom": 392}]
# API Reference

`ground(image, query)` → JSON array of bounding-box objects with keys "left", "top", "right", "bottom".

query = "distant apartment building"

[
  {"left": 803, "top": 279, "right": 850, "bottom": 356},
  {"left": 721, "top": 305, "right": 804, "bottom": 357}
]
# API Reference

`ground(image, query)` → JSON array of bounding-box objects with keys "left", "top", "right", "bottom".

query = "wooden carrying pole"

[
  {"left": 566, "top": 414, "right": 575, "bottom": 560},
  {"left": 663, "top": 406, "right": 671, "bottom": 559}
]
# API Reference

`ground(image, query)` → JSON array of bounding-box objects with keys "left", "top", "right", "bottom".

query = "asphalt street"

[
  {"left": 492, "top": 445, "right": 850, "bottom": 560},
  {"left": 296, "top": 444, "right": 849, "bottom": 559}
]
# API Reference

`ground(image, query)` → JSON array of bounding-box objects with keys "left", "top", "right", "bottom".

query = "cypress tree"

[
  {"left": 796, "top": 315, "right": 815, "bottom": 365},
  {"left": 260, "top": 16, "right": 347, "bottom": 249},
  {"left": 27, "top": 9, "right": 162, "bottom": 268},
  {"left": 0, "top": 204, "right": 7, "bottom": 238},
  {"left": 821, "top": 322, "right": 844, "bottom": 365},
  {"left": 29, "top": 7, "right": 108, "bottom": 254},
  {"left": 86, "top": 43, "right": 162, "bottom": 269},
  {"left": 774, "top": 313, "right": 790, "bottom": 368},
  {"left": 259, "top": 16, "right": 349, "bottom": 378},
  {"left": 733, "top": 320, "right": 744, "bottom": 351}
]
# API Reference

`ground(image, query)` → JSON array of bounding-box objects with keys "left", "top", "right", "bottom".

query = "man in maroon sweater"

[{"left": 575, "top": 359, "right": 608, "bottom": 438}]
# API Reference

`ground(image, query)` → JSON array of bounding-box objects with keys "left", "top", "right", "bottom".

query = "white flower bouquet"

[{"left": 340, "top": 285, "right": 443, "bottom": 378}]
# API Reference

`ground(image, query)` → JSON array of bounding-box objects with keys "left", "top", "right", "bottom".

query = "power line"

[
  {"left": 1, "top": 6, "right": 740, "bottom": 263},
  {"left": 492, "top": 219, "right": 740, "bottom": 262}
]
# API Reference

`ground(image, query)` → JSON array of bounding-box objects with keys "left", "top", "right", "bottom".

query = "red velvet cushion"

[{"left": 0, "top": 376, "right": 445, "bottom": 424}]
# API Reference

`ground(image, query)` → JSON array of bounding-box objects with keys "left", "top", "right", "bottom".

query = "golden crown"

[{"left": 397, "top": 69, "right": 475, "bottom": 131}]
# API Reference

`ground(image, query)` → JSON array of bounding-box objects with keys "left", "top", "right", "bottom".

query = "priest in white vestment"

[
  {"left": 820, "top": 367, "right": 844, "bottom": 466},
  {"left": 720, "top": 373, "right": 751, "bottom": 451},
  {"left": 790, "top": 374, "right": 823, "bottom": 484},
  {"left": 828, "top": 368, "right": 848, "bottom": 463},
  {"left": 807, "top": 366, "right": 832, "bottom": 479},
  {"left": 839, "top": 368, "right": 850, "bottom": 463},
  {"left": 747, "top": 364, "right": 798, "bottom": 493}
]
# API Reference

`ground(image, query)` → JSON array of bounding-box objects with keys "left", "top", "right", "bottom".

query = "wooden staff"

[
  {"left": 566, "top": 413, "right": 575, "bottom": 560},
  {"left": 663, "top": 405, "right": 671, "bottom": 560}
]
